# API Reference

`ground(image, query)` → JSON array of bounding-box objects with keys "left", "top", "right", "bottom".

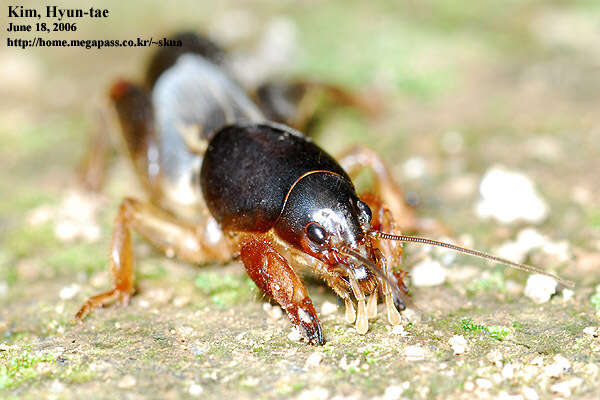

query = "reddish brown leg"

[
  {"left": 254, "top": 80, "right": 381, "bottom": 135},
  {"left": 338, "top": 146, "right": 417, "bottom": 232},
  {"left": 79, "top": 104, "right": 114, "bottom": 192},
  {"left": 240, "top": 237, "right": 323, "bottom": 345},
  {"left": 360, "top": 193, "right": 408, "bottom": 325},
  {"left": 75, "top": 197, "right": 233, "bottom": 320}
]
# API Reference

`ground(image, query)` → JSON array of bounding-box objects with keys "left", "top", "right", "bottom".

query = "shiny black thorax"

[{"left": 200, "top": 122, "right": 362, "bottom": 245}]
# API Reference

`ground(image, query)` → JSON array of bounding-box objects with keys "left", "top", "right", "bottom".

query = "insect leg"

[
  {"left": 78, "top": 100, "right": 116, "bottom": 192},
  {"left": 240, "top": 238, "right": 324, "bottom": 345},
  {"left": 338, "top": 146, "right": 417, "bottom": 232},
  {"left": 75, "top": 197, "right": 233, "bottom": 320},
  {"left": 254, "top": 80, "right": 379, "bottom": 136},
  {"left": 359, "top": 194, "right": 408, "bottom": 325}
]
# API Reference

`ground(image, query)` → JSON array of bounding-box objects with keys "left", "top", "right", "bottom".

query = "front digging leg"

[{"left": 240, "top": 237, "right": 323, "bottom": 345}]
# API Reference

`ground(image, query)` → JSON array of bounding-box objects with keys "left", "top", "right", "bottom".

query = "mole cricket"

[{"left": 76, "top": 32, "right": 572, "bottom": 345}]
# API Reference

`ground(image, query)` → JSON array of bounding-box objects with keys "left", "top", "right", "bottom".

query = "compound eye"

[
  {"left": 357, "top": 200, "right": 372, "bottom": 225},
  {"left": 305, "top": 222, "right": 327, "bottom": 245}
]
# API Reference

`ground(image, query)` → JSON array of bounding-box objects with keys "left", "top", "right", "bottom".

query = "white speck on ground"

[
  {"left": 411, "top": 258, "right": 447, "bottom": 287},
  {"left": 562, "top": 288, "right": 574, "bottom": 301},
  {"left": 524, "top": 274, "right": 557, "bottom": 303},
  {"left": 287, "top": 327, "right": 302, "bottom": 342},
  {"left": 502, "top": 363, "right": 515, "bottom": 379},
  {"left": 391, "top": 325, "right": 409, "bottom": 337},
  {"left": 53, "top": 190, "right": 102, "bottom": 242},
  {"left": 339, "top": 355, "right": 361, "bottom": 371},
  {"left": 172, "top": 296, "right": 190, "bottom": 307},
  {"left": 296, "top": 387, "right": 329, "bottom": 400},
  {"left": 402, "top": 156, "right": 428, "bottom": 180},
  {"left": 304, "top": 352, "right": 323, "bottom": 370},
  {"left": 263, "top": 302, "right": 283, "bottom": 320},
  {"left": 487, "top": 350, "right": 504, "bottom": 368},
  {"left": 550, "top": 377, "right": 582, "bottom": 397},
  {"left": 117, "top": 375, "right": 136, "bottom": 389},
  {"left": 496, "top": 228, "right": 570, "bottom": 268},
  {"left": 404, "top": 345, "right": 427, "bottom": 361},
  {"left": 543, "top": 355, "right": 571, "bottom": 378},
  {"left": 476, "top": 166, "right": 548, "bottom": 224},
  {"left": 583, "top": 326, "right": 598, "bottom": 336},
  {"left": 321, "top": 301, "right": 338, "bottom": 316},
  {"left": 449, "top": 335, "right": 468, "bottom": 355},
  {"left": 402, "top": 308, "right": 421, "bottom": 323},
  {"left": 59, "top": 284, "right": 80, "bottom": 300},
  {"left": 495, "top": 392, "right": 524, "bottom": 400},
  {"left": 475, "top": 378, "right": 492, "bottom": 390},
  {"left": 189, "top": 383, "right": 204, "bottom": 396},
  {"left": 49, "top": 380, "right": 65, "bottom": 393},
  {"left": 381, "top": 384, "right": 406, "bottom": 400},
  {"left": 521, "top": 386, "right": 539, "bottom": 400}
]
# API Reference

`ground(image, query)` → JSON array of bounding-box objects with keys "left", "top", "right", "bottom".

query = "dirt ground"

[{"left": 1, "top": 1, "right": 600, "bottom": 399}]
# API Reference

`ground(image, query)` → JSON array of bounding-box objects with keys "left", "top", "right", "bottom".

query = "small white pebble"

[
  {"left": 476, "top": 167, "right": 548, "bottom": 224},
  {"left": 173, "top": 296, "right": 190, "bottom": 307},
  {"left": 382, "top": 385, "right": 405, "bottom": 400},
  {"left": 117, "top": 375, "right": 136, "bottom": 389},
  {"left": 147, "top": 288, "right": 172, "bottom": 304},
  {"left": 263, "top": 302, "right": 283, "bottom": 320},
  {"left": 27, "top": 205, "right": 54, "bottom": 226},
  {"left": 287, "top": 327, "right": 301, "bottom": 342},
  {"left": 321, "top": 301, "right": 338, "bottom": 316},
  {"left": 138, "top": 299, "right": 150, "bottom": 308},
  {"left": 475, "top": 378, "right": 492, "bottom": 390},
  {"left": 339, "top": 355, "right": 360, "bottom": 371},
  {"left": 297, "top": 387, "right": 329, "bottom": 400},
  {"left": 487, "top": 350, "right": 504, "bottom": 367},
  {"left": 524, "top": 274, "right": 557, "bottom": 304},
  {"left": 189, "top": 383, "right": 203, "bottom": 396},
  {"left": 583, "top": 326, "right": 598, "bottom": 336},
  {"left": 55, "top": 221, "right": 78, "bottom": 241},
  {"left": 391, "top": 325, "right": 409, "bottom": 337},
  {"left": 304, "top": 352, "right": 323, "bottom": 370},
  {"left": 402, "top": 308, "right": 421, "bottom": 323},
  {"left": 448, "top": 335, "right": 468, "bottom": 355},
  {"left": 495, "top": 392, "right": 523, "bottom": 400},
  {"left": 562, "top": 289, "right": 574, "bottom": 301},
  {"left": 543, "top": 355, "right": 571, "bottom": 378},
  {"left": 49, "top": 380, "right": 65, "bottom": 393},
  {"left": 464, "top": 381, "right": 474, "bottom": 391},
  {"left": 404, "top": 345, "right": 427, "bottom": 361},
  {"left": 59, "top": 284, "right": 80, "bottom": 300},
  {"left": 502, "top": 363, "right": 515, "bottom": 379},
  {"left": 402, "top": 157, "right": 427, "bottom": 180},
  {"left": 584, "top": 363, "right": 598, "bottom": 377},
  {"left": 550, "top": 377, "right": 582, "bottom": 397},
  {"left": 521, "top": 386, "right": 539, "bottom": 400},
  {"left": 177, "top": 326, "right": 194, "bottom": 338},
  {"left": 411, "top": 259, "right": 447, "bottom": 287}
]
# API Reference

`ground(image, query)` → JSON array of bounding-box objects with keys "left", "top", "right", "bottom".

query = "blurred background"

[{"left": 1, "top": 0, "right": 599, "bottom": 399}]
